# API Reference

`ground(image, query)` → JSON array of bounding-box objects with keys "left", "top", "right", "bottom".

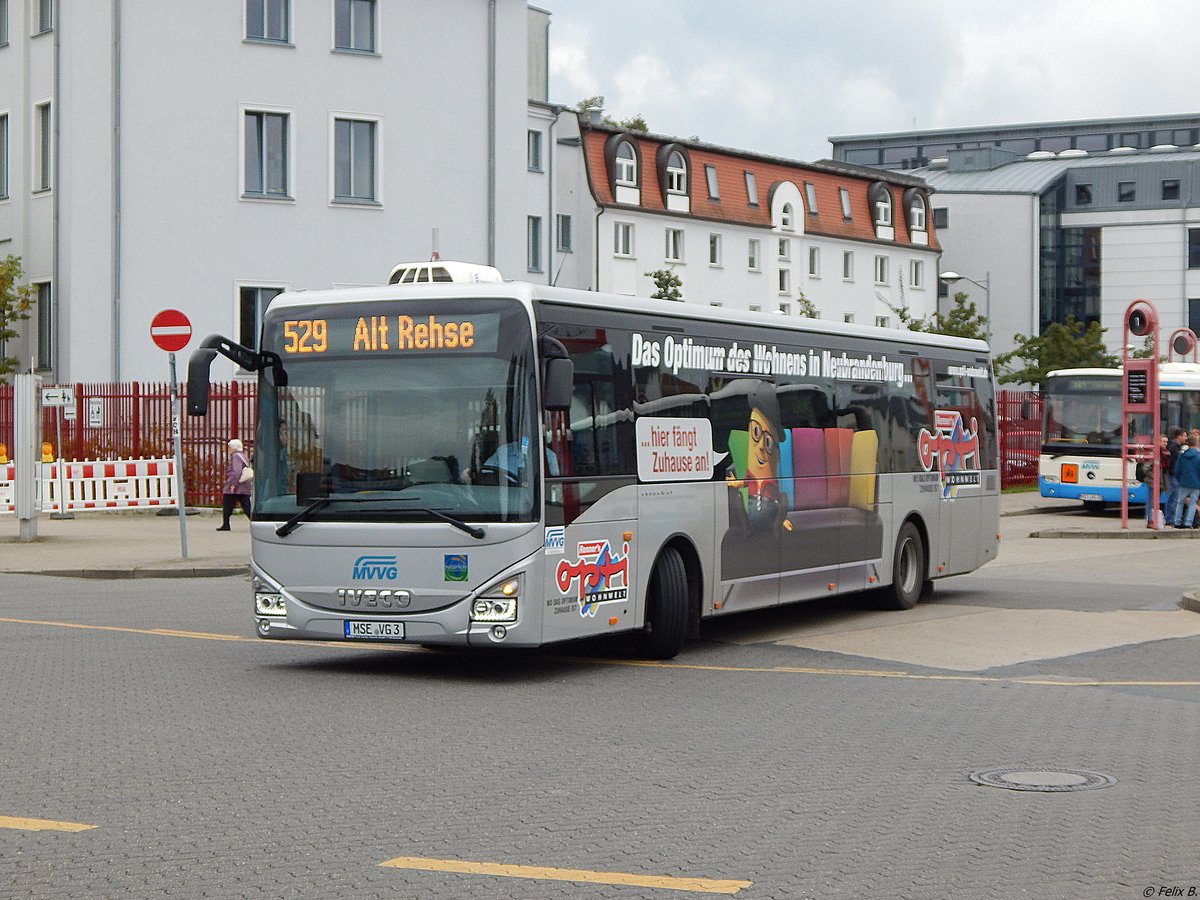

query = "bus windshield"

[
  {"left": 1043, "top": 374, "right": 1148, "bottom": 448},
  {"left": 253, "top": 298, "right": 539, "bottom": 524}
]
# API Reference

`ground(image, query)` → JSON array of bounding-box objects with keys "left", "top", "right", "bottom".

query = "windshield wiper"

[{"left": 274, "top": 495, "right": 486, "bottom": 540}]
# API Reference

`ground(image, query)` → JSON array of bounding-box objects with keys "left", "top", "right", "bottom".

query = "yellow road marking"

[
  {"left": 1, "top": 616, "right": 1197, "bottom": 686},
  {"left": 0, "top": 815, "right": 96, "bottom": 833},
  {"left": 379, "top": 855, "right": 751, "bottom": 894}
]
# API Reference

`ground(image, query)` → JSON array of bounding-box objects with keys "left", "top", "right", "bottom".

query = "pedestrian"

[
  {"left": 1164, "top": 428, "right": 1188, "bottom": 522},
  {"left": 218, "top": 438, "right": 253, "bottom": 531},
  {"left": 1170, "top": 434, "right": 1200, "bottom": 528}
]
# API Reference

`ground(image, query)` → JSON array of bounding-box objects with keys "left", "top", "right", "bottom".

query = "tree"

[
  {"left": 0, "top": 255, "right": 37, "bottom": 380},
  {"left": 645, "top": 268, "right": 682, "bottom": 301},
  {"left": 795, "top": 290, "right": 820, "bottom": 319},
  {"left": 922, "top": 292, "right": 989, "bottom": 341},
  {"left": 995, "top": 316, "right": 1118, "bottom": 387}
]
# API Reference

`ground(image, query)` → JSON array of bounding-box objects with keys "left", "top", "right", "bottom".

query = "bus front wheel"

[
  {"left": 882, "top": 521, "right": 926, "bottom": 611},
  {"left": 635, "top": 545, "right": 689, "bottom": 660}
]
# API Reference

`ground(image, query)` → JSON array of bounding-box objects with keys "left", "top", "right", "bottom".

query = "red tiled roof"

[{"left": 580, "top": 126, "right": 939, "bottom": 251}]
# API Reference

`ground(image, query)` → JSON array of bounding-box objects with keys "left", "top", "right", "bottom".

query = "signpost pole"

[{"left": 169, "top": 351, "right": 189, "bottom": 560}]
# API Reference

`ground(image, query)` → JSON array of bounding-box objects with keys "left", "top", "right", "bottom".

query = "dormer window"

[
  {"left": 909, "top": 194, "right": 926, "bottom": 231},
  {"left": 875, "top": 192, "right": 892, "bottom": 227},
  {"left": 615, "top": 142, "right": 637, "bottom": 186},
  {"left": 781, "top": 203, "right": 794, "bottom": 230},
  {"left": 867, "top": 183, "right": 893, "bottom": 240},
  {"left": 607, "top": 135, "right": 642, "bottom": 205},
  {"left": 666, "top": 150, "right": 686, "bottom": 194},
  {"left": 902, "top": 188, "right": 929, "bottom": 246},
  {"left": 839, "top": 188, "right": 852, "bottom": 220}
]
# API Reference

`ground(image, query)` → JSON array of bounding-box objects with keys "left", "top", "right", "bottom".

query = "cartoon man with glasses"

[{"left": 726, "top": 381, "right": 790, "bottom": 531}]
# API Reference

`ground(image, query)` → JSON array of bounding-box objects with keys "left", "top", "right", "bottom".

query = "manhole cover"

[{"left": 969, "top": 766, "right": 1116, "bottom": 792}]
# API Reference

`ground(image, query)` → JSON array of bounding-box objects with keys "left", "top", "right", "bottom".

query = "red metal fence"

[
  {"left": 1, "top": 382, "right": 1045, "bottom": 505},
  {"left": 0, "top": 382, "right": 257, "bottom": 507}
]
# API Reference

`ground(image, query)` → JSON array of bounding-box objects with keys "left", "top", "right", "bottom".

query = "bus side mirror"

[
  {"left": 186, "top": 348, "right": 217, "bottom": 416},
  {"left": 543, "top": 357, "right": 574, "bottom": 411}
]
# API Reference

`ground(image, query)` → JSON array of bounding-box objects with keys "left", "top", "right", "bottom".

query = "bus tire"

[
  {"left": 636, "top": 545, "right": 689, "bottom": 660},
  {"left": 882, "top": 521, "right": 926, "bottom": 611}
]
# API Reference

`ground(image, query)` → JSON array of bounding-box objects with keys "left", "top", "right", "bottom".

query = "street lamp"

[{"left": 939, "top": 270, "right": 991, "bottom": 341}]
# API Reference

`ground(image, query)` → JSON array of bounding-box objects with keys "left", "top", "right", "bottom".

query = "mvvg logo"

[{"left": 352, "top": 555, "right": 399, "bottom": 580}]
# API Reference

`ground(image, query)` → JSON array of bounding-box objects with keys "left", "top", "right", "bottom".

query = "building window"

[
  {"left": 1163, "top": 179, "right": 1181, "bottom": 201},
  {"left": 744, "top": 171, "right": 758, "bottom": 206},
  {"left": 1075, "top": 184, "right": 1093, "bottom": 205},
  {"left": 333, "top": 117, "right": 377, "bottom": 202},
  {"left": 909, "top": 194, "right": 926, "bottom": 231},
  {"left": 1191, "top": 299, "right": 1200, "bottom": 337},
  {"left": 804, "top": 182, "right": 817, "bottom": 214},
  {"left": 239, "top": 286, "right": 283, "bottom": 351},
  {"left": 35, "top": 282, "right": 52, "bottom": 370},
  {"left": 527, "top": 216, "right": 543, "bottom": 272},
  {"left": 933, "top": 207, "right": 949, "bottom": 229},
  {"left": 0, "top": 114, "right": 8, "bottom": 200},
  {"left": 0, "top": 0, "right": 9, "bottom": 45},
  {"left": 334, "top": 0, "right": 375, "bottom": 52},
  {"left": 556, "top": 214, "right": 572, "bottom": 252},
  {"left": 243, "top": 111, "right": 289, "bottom": 197},
  {"left": 35, "top": 101, "right": 51, "bottom": 191},
  {"left": 843, "top": 313, "right": 855, "bottom": 324},
  {"left": 1189, "top": 229, "right": 1200, "bottom": 269},
  {"left": 780, "top": 203, "right": 794, "bottom": 230},
  {"left": 613, "top": 221, "right": 633, "bottom": 257},
  {"left": 36, "top": 0, "right": 52, "bottom": 33},
  {"left": 842, "top": 250, "right": 853, "bottom": 281},
  {"left": 874, "top": 191, "right": 892, "bottom": 226},
  {"left": 704, "top": 164, "right": 719, "bottom": 200},
  {"left": 247, "top": 0, "right": 288, "bottom": 41},
  {"left": 778, "top": 269, "right": 790, "bottom": 294},
  {"left": 527, "top": 130, "right": 542, "bottom": 172},
  {"left": 778, "top": 302, "right": 791, "bottom": 315},
  {"left": 1117, "top": 181, "right": 1136, "bottom": 202},
  {"left": 748, "top": 239, "right": 760, "bottom": 271},
  {"left": 839, "top": 187, "right": 852, "bottom": 219},
  {"left": 665, "top": 150, "right": 686, "bottom": 194},
  {"left": 665, "top": 228, "right": 684, "bottom": 262},
  {"left": 875, "top": 315, "right": 889, "bottom": 328},
  {"left": 808, "top": 246, "right": 820, "bottom": 277},
  {"left": 909, "top": 260, "right": 924, "bottom": 288},
  {"left": 874, "top": 255, "right": 888, "bottom": 284},
  {"left": 778, "top": 238, "right": 790, "bottom": 261},
  {"left": 709, "top": 233, "right": 721, "bottom": 266},
  {"left": 615, "top": 141, "right": 637, "bottom": 186}
]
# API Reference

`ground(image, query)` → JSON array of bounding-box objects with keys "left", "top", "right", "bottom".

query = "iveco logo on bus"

[
  {"left": 336, "top": 588, "right": 412, "bottom": 608},
  {"left": 352, "top": 555, "right": 399, "bottom": 580}
]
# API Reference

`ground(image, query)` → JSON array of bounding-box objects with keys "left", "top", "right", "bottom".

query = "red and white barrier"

[{"left": 1, "top": 458, "right": 178, "bottom": 514}]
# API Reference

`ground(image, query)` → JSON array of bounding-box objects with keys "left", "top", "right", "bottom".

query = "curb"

[{"left": 1029, "top": 529, "right": 1200, "bottom": 539}]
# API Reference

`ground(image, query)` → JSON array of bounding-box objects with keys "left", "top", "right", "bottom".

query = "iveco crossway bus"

[{"left": 187, "top": 276, "right": 999, "bottom": 659}]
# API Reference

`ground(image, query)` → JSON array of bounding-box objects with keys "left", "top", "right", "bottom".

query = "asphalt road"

[{"left": 1, "top": 511, "right": 1197, "bottom": 899}]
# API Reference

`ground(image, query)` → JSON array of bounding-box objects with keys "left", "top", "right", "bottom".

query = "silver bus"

[{"left": 188, "top": 278, "right": 999, "bottom": 659}]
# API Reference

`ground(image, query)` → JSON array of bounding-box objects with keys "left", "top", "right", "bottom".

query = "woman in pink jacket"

[{"left": 217, "top": 438, "right": 252, "bottom": 531}]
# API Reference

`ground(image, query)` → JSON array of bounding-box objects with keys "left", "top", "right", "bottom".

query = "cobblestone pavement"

[{"left": 1, "top": 534, "right": 1197, "bottom": 899}]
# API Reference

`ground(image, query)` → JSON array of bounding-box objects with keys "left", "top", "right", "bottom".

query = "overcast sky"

[{"left": 545, "top": 0, "right": 1200, "bottom": 162}]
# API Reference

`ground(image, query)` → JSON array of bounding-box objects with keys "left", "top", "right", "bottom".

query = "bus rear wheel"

[
  {"left": 882, "top": 521, "right": 926, "bottom": 611},
  {"left": 635, "top": 545, "right": 689, "bottom": 660}
]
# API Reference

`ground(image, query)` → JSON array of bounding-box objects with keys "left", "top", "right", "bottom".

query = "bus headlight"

[
  {"left": 253, "top": 576, "right": 287, "bottom": 617},
  {"left": 470, "top": 575, "right": 520, "bottom": 623}
]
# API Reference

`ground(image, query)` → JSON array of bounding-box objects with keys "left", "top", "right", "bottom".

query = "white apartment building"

[{"left": 0, "top": 0, "right": 532, "bottom": 381}]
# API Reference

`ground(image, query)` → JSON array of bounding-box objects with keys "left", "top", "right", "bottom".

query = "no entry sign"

[{"left": 150, "top": 309, "right": 192, "bottom": 352}]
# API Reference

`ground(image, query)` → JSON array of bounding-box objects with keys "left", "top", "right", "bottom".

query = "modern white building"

[{"left": 0, "top": 0, "right": 533, "bottom": 381}]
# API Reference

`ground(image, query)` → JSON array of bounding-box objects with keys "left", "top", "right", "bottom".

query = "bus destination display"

[{"left": 275, "top": 313, "right": 500, "bottom": 356}]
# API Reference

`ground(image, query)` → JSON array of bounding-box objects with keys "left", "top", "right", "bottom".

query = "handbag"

[{"left": 237, "top": 453, "right": 254, "bottom": 484}]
